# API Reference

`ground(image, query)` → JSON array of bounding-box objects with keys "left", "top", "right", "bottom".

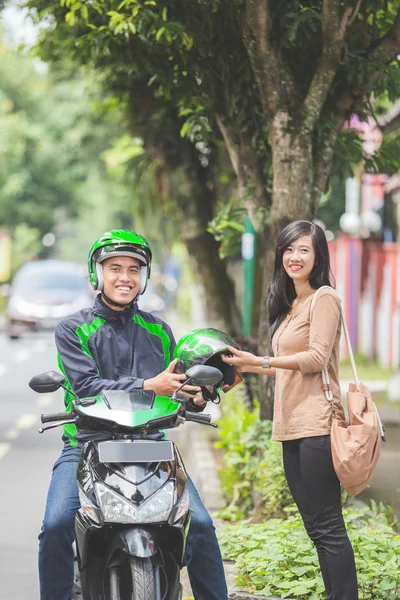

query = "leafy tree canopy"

[
  {"left": 0, "top": 38, "right": 137, "bottom": 266},
  {"left": 24, "top": 0, "right": 400, "bottom": 235}
]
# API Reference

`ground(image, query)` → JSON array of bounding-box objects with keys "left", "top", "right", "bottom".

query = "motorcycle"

[{"left": 29, "top": 364, "right": 222, "bottom": 600}]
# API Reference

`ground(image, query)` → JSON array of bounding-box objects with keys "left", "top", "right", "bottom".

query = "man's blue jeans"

[{"left": 39, "top": 447, "right": 228, "bottom": 600}]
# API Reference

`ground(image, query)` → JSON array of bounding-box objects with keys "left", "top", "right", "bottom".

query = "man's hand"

[{"left": 143, "top": 359, "right": 201, "bottom": 398}]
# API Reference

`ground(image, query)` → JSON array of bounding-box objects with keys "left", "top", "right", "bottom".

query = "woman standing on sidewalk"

[{"left": 222, "top": 220, "right": 358, "bottom": 600}]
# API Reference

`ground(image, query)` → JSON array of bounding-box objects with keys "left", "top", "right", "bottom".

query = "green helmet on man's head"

[
  {"left": 173, "top": 328, "right": 242, "bottom": 400},
  {"left": 88, "top": 229, "right": 152, "bottom": 294}
]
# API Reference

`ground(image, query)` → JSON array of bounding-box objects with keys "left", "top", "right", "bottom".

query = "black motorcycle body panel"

[{"left": 75, "top": 438, "right": 190, "bottom": 599}]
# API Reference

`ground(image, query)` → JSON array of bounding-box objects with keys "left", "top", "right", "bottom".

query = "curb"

[{"left": 179, "top": 402, "right": 225, "bottom": 512}]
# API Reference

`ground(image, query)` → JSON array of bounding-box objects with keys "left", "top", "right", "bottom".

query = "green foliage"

[
  {"left": 23, "top": 0, "right": 400, "bottom": 255},
  {"left": 11, "top": 223, "right": 42, "bottom": 274},
  {"left": 208, "top": 196, "right": 246, "bottom": 259},
  {"left": 316, "top": 175, "right": 345, "bottom": 233},
  {"left": 0, "top": 43, "right": 76, "bottom": 237},
  {"left": 216, "top": 391, "right": 292, "bottom": 520},
  {"left": 219, "top": 502, "right": 400, "bottom": 599},
  {"left": 0, "top": 39, "right": 138, "bottom": 266},
  {"left": 365, "top": 133, "right": 400, "bottom": 176}
]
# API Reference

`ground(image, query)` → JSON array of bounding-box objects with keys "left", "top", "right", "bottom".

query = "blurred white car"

[
  {"left": 6, "top": 260, "right": 94, "bottom": 339},
  {"left": 137, "top": 281, "right": 166, "bottom": 314}
]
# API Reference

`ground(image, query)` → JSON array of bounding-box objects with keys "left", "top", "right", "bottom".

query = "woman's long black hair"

[{"left": 268, "top": 220, "right": 335, "bottom": 341}]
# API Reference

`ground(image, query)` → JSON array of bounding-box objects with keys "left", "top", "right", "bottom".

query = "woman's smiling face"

[{"left": 282, "top": 235, "right": 316, "bottom": 283}]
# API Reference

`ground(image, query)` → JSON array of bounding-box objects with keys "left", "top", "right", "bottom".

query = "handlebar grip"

[
  {"left": 185, "top": 411, "right": 212, "bottom": 424},
  {"left": 41, "top": 412, "right": 71, "bottom": 424}
]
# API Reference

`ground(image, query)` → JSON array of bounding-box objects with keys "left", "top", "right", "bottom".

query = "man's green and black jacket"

[{"left": 55, "top": 295, "right": 175, "bottom": 448}]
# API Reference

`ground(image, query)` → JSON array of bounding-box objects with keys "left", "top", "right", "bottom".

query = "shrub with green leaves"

[
  {"left": 216, "top": 391, "right": 292, "bottom": 520},
  {"left": 219, "top": 503, "right": 400, "bottom": 599}
]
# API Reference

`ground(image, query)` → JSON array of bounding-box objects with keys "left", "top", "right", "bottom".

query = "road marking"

[
  {"left": 0, "top": 443, "right": 11, "bottom": 461},
  {"left": 14, "top": 348, "right": 32, "bottom": 363},
  {"left": 0, "top": 364, "right": 7, "bottom": 378},
  {"left": 16, "top": 414, "right": 37, "bottom": 429},
  {"left": 5, "top": 429, "right": 19, "bottom": 441},
  {"left": 3, "top": 413, "right": 39, "bottom": 445},
  {"left": 37, "top": 394, "right": 55, "bottom": 407},
  {"left": 33, "top": 340, "right": 49, "bottom": 352}
]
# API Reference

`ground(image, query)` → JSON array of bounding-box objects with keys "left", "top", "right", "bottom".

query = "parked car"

[
  {"left": 6, "top": 260, "right": 94, "bottom": 340},
  {"left": 137, "top": 280, "right": 166, "bottom": 314}
]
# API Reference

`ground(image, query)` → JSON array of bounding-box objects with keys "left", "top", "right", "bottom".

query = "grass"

[{"left": 340, "top": 353, "right": 396, "bottom": 382}]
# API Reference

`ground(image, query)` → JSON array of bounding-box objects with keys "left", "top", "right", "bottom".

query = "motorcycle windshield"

[{"left": 76, "top": 390, "right": 180, "bottom": 429}]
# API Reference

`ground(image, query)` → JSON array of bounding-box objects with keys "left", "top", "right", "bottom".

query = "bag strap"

[
  {"left": 310, "top": 287, "right": 361, "bottom": 400},
  {"left": 311, "top": 288, "right": 386, "bottom": 441}
]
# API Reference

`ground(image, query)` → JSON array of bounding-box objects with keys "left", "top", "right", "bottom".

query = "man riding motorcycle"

[{"left": 38, "top": 229, "right": 237, "bottom": 600}]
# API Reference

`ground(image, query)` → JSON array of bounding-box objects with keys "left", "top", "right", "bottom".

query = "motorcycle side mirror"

[
  {"left": 29, "top": 371, "right": 66, "bottom": 394},
  {"left": 185, "top": 365, "right": 223, "bottom": 386}
]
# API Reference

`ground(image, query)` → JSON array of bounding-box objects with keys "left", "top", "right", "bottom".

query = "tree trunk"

[
  {"left": 172, "top": 142, "right": 242, "bottom": 336},
  {"left": 127, "top": 86, "right": 242, "bottom": 336},
  {"left": 185, "top": 231, "right": 241, "bottom": 335},
  {"left": 256, "top": 124, "right": 319, "bottom": 419},
  {"left": 270, "top": 113, "right": 314, "bottom": 228}
]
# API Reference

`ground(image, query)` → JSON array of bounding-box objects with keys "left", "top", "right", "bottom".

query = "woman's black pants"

[{"left": 282, "top": 435, "right": 358, "bottom": 600}]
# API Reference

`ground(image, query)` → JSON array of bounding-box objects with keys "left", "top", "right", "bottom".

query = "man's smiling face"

[{"left": 101, "top": 255, "right": 142, "bottom": 309}]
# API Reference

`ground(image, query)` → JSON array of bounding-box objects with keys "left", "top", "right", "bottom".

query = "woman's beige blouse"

[{"left": 271, "top": 287, "right": 342, "bottom": 442}]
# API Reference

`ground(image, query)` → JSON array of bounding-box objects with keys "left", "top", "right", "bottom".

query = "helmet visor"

[{"left": 94, "top": 245, "right": 148, "bottom": 266}]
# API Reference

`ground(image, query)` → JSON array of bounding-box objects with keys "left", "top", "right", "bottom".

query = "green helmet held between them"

[
  {"left": 173, "top": 328, "right": 242, "bottom": 401},
  {"left": 88, "top": 229, "right": 152, "bottom": 294}
]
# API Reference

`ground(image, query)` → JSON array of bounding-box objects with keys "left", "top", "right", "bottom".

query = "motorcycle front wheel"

[
  {"left": 109, "top": 557, "right": 156, "bottom": 600},
  {"left": 130, "top": 557, "right": 156, "bottom": 599}
]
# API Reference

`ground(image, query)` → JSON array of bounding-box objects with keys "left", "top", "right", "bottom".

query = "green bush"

[
  {"left": 219, "top": 502, "right": 400, "bottom": 599},
  {"left": 216, "top": 391, "right": 292, "bottom": 520}
]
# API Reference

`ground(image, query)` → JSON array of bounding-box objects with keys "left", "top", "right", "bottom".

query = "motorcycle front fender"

[{"left": 106, "top": 527, "right": 158, "bottom": 567}]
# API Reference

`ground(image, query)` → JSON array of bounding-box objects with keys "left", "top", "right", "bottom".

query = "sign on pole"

[{"left": 242, "top": 216, "right": 256, "bottom": 339}]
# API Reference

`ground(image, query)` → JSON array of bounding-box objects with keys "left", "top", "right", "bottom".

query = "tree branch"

[
  {"left": 216, "top": 114, "right": 270, "bottom": 228},
  {"left": 302, "top": 0, "right": 357, "bottom": 135},
  {"left": 216, "top": 114, "right": 241, "bottom": 182},
  {"left": 347, "top": 0, "right": 363, "bottom": 29},
  {"left": 368, "top": 7, "right": 400, "bottom": 64},
  {"left": 329, "top": 8, "right": 400, "bottom": 127},
  {"left": 312, "top": 127, "right": 341, "bottom": 214},
  {"left": 243, "top": 0, "right": 296, "bottom": 117}
]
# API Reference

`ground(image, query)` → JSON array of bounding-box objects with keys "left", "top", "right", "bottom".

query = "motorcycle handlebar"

[
  {"left": 41, "top": 412, "right": 71, "bottom": 424},
  {"left": 184, "top": 411, "right": 212, "bottom": 425}
]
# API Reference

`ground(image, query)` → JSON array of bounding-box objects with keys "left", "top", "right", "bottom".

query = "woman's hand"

[
  {"left": 191, "top": 391, "right": 208, "bottom": 407},
  {"left": 221, "top": 346, "right": 261, "bottom": 371}
]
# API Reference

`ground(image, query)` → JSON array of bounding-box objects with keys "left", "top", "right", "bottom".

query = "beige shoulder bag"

[{"left": 311, "top": 286, "right": 385, "bottom": 497}]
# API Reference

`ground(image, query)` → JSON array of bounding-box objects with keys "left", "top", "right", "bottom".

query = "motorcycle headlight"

[
  {"left": 136, "top": 481, "right": 175, "bottom": 523},
  {"left": 78, "top": 488, "right": 101, "bottom": 524},
  {"left": 95, "top": 481, "right": 175, "bottom": 524}
]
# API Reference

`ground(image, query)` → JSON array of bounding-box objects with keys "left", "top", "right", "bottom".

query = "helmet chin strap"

[{"left": 101, "top": 291, "right": 137, "bottom": 310}]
